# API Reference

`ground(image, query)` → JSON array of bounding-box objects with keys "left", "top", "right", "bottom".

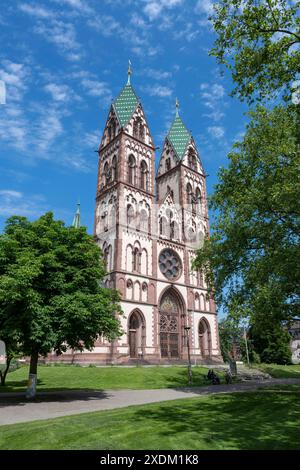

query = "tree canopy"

[
  {"left": 0, "top": 212, "right": 122, "bottom": 394},
  {"left": 210, "top": 0, "right": 300, "bottom": 103},
  {"left": 194, "top": 104, "right": 300, "bottom": 329}
]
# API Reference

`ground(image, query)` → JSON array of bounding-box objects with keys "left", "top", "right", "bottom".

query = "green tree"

[
  {"left": 0, "top": 213, "right": 122, "bottom": 397},
  {"left": 210, "top": 0, "right": 300, "bottom": 103},
  {"left": 218, "top": 317, "right": 242, "bottom": 362},
  {"left": 249, "top": 315, "right": 291, "bottom": 364},
  {"left": 194, "top": 105, "right": 300, "bottom": 360}
]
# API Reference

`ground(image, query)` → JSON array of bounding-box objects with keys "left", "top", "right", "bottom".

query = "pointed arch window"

[
  {"left": 133, "top": 117, "right": 145, "bottom": 142},
  {"left": 159, "top": 217, "right": 168, "bottom": 237},
  {"left": 112, "top": 156, "right": 117, "bottom": 181},
  {"left": 140, "top": 209, "right": 148, "bottom": 232},
  {"left": 132, "top": 247, "right": 141, "bottom": 272},
  {"left": 188, "top": 149, "right": 197, "bottom": 171},
  {"left": 165, "top": 158, "right": 171, "bottom": 171},
  {"left": 133, "top": 120, "right": 139, "bottom": 138},
  {"left": 140, "top": 160, "right": 148, "bottom": 191},
  {"left": 186, "top": 183, "right": 193, "bottom": 205},
  {"left": 171, "top": 221, "right": 179, "bottom": 240},
  {"left": 196, "top": 187, "right": 201, "bottom": 213},
  {"left": 104, "top": 162, "right": 111, "bottom": 186},
  {"left": 127, "top": 204, "right": 134, "bottom": 226},
  {"left": 128, "top": 154, "right": 136, "bottom": 185},
  {"left": 139, "top": 123, "right": 145, "bottom": 141}
]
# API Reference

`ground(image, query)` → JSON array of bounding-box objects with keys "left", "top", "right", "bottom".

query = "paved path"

[{"left": 1, "top": 378, "right": 299, "bottom": 426}]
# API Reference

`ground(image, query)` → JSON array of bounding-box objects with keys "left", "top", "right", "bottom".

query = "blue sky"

[{"left": 0, "top": 0, "right": 248, "bottom": 233}]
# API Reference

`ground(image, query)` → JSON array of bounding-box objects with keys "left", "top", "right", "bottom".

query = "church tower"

[
  {"left": 81, "top": 68, "right": 221, "bottom": 364},
  {"left": 93, "top": 65, "right": 158, "bottom": 362}
]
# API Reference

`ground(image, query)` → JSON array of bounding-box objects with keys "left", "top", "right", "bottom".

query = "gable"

[
  {"left": 100, "top": 105, "right": 121, "bottom": 149},
  {"left": 181, "top": 138, "right": 204, "bottom": 174},
  {"left": 124, "top": 104, "right": 154, "bottom": 148},
  {"left": 157, "top": 137, "right": 179, "bottom": 177}
]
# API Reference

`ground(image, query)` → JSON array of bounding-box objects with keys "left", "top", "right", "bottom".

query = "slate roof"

[
  {"left": 167, "top": 115, "right": 191, "bottom": 159},
  {"left": 113, "top": 84, "right": 139, "bottom": 127}
]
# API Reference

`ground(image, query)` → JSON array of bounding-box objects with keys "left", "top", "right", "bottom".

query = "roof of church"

[
  {"left": 113, "top": 83, "right": 139, "bottom": 127},
  {"left": 167, "top": 115, "right": 191, "bottom": 160}
]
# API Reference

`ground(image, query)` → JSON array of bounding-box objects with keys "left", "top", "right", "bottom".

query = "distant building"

[{"left": 288, "top": 321, "right": 300, "bottom": 364}]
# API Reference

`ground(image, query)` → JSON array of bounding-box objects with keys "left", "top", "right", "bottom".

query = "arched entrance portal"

[
  {"left": 159, "top": 288, "right": 185, "bottom": 359},
  {"left": 199, "top": 318, "right": 211, "bottom": 358},
  {"left": 128, "top": 310, "right": 145, "bottom": 358}
]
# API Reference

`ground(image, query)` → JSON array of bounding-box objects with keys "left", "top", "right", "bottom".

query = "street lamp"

[{"left": 184, "top": 326, "right": 193, "bottom": 385}]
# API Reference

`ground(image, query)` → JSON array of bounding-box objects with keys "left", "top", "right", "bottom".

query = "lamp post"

[{"left": 184, "top": 326, "right": 192, "bottom": 385}]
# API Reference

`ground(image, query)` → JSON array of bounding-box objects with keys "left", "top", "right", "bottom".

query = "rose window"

[{"left": 159, "top": 249, "right": 182, "bottom": 280}]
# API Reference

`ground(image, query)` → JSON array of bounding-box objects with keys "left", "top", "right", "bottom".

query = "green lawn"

[
  {"left": 254, "top": 363, "right": 300, "bottom": 379},
  {"left": 1, "top": 388, "right": 300, "bottom": 450},
  {"left": 0, "top": 364, "right": 224, "bottom": 393}
]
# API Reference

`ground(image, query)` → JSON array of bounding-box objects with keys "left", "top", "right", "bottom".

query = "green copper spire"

[
  {"left": 167, "top": 102, "right": 191, "bottom": 159},
  {"left": 72, "top": 201, "right": 81, "bottom": 229},
  {"left": 112, "top": 62, "right": 139, "bottom": 127}
]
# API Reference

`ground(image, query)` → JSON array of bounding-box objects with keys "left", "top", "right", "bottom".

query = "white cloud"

[
  {"left": 54, "top": 0, "right": 93, "bottom": 14},
  {"left": 0, "top": 80, "right": 6, "bottom": 104},
  {"left": 145, "top": 85, "right": 172, "bottom": 97},
  {"left": 0, "top": 190, "right": 47, "bottom": 218},
  {"left": 0, "top": 61, "right": 28, "bottom": 101},
  {"left": 19, "top": 3, "right": 55, "bottom": 19},
  {"left": 200, "top": 82, "right": 226, "bottom": 121},
  {"left": 200, "top": 83, "right": 225, "bottom": 108},
  {"left": 207, "top": 126, "right": 225, "bottom": 139},
  {"left": 0, "top": 190, "right": 22, "bottom": 199},
  {"left": 173, "top": 22, "right": 199, "bottom": 42},
  {"left": 44, "top": 83, "right": 72, "bottom": 102},
  {"left": 87, "top": 15, "right": 121, "bottom": 36},
  {"left": 130, "top": 13, "right": 149, "bottom": 29},
  {"left": 143, "top": 0, "right": 183, "bottom": 20},
  {"left": 34, "top": 20, "right": 82, "bottom": 61},
  {"left": 81, "top": 79, "right": 111, "bottom": 98},
  {"left": 0, "top": 61, "right": 29, "bottom": 151},
  {"left": 195, "top": 0, "right": 214, "bottom": 15},
  {"left": 84, "top": 130, "right": 101, "bottom": 148},
  {"left": 143, "top": 68, "right": 172, "bottom": 80},
  {"left": 33, "top": 109, "right": 64, "bottom": 151}
]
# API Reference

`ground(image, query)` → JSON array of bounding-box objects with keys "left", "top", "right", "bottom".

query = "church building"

[{"left": 67, "top": 67, "right": 221, "bottom": 364}]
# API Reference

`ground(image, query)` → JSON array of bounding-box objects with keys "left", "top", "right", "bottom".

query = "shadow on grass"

[
  {"left": 130, "top": 391, "right": 300, "bottom": 450},
  {"left": 0, "top": 388, "right": 109, "bottom": 407}
]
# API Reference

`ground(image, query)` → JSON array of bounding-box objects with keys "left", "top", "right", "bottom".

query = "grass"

[
  {"left": 252, "top": 363, "right": 300, "bottom": 379},
  {"left": 1, "top": 387, "right": 300, "bottom": 450},
  {"left": 0, "top": 364, "right": 225, "bottom": 393}
]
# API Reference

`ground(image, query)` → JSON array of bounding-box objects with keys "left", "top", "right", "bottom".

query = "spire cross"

[
  {"left": 175, "top": 97, "right": 179, "bottom": 117},
  {"left": 127, "top": 60, "right": 132, "bottom": 85}
]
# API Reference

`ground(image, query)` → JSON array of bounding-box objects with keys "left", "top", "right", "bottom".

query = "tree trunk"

[
  {"left": 26, "top": 351, "right": 39, "bottom": 399},
  {"left": 0, "top": 356, "right": 12, "bottom": 386}
]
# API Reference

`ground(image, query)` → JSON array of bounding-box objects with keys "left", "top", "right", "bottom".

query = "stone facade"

[{"left": 51, "top": 77, "right": 222, "bottom": 364}]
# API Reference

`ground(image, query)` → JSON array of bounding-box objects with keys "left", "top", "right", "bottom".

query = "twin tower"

[{"left": 87, "top": 71, "right": 221, "bottom": 364}]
